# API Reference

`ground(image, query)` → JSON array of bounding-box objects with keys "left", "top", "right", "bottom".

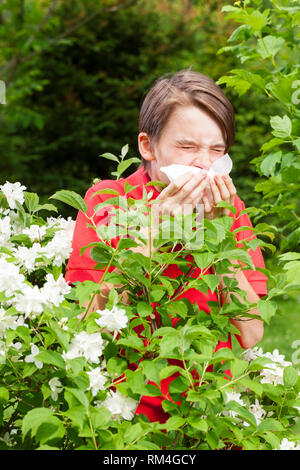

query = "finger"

[
  {"left": 209, "top": 179, "right": 222, "bottom": 205},
  {"left": 214, "top": 175, "right": 230, "bottom": 200},
  {"left": 203, "top": 196, "right": 212, "bottom": 214},
  {"left": 182, "top": 174, "right": 209, "bottom": 205},
  {"left": 157, "top": 170, "right": 198, "bottom": 200},
  {"left": 224, "top": 175, "right": 237, "bottom": 203},
  {"left": 163, "top": 169, "right": 209, "bottom": 200},
  {"left": 176, "top": 172, "right": 209, "bottom": 204}
]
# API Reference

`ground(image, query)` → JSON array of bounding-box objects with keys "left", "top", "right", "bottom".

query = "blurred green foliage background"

[
  {"left": 0, "top": 0, "right": 279, "bottom": 215},
  {"left": 0, "top": 0, "right": 298, "bottom": 358}
]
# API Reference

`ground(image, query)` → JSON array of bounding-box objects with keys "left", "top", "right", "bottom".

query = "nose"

[{"left": 192, "top": 149, "right": 211, "bottom": 170}]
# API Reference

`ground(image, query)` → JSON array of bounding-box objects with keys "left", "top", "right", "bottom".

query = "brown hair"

[{"left": 138, "top": 68, "right": 235, "bottom": 170}]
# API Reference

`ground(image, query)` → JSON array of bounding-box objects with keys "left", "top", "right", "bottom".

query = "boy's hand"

[
  {"left": 202, "top": 174, "right": 237, "bottom": 220},
  {"left": 153, "top": 170, "right": 209, "bottom": 219}
]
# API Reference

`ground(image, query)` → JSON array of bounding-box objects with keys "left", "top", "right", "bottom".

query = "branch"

[
  {"left": 0, "top": 0, "right": 59, "bottom": 80},
  {"left": 1, "top": 0, "right": 139, "bottom": 84}
]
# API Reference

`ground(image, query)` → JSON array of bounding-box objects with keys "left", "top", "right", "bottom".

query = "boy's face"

[{"left": 140, "top": 105, "right": 227, "bottom": 186}]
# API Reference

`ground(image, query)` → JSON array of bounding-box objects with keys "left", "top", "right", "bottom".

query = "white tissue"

[{"left": 160, "top": 153, "right": 232, "bottom": 183}]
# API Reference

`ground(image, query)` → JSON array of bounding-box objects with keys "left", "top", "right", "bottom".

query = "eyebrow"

[{"left": 175, "top": 139, "right": 226, "bottom": 148}]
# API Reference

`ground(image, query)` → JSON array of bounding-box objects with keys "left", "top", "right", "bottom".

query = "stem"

[
  {"left": 163, "top": 264, "right": 213, "bottom": 306},
  {"left": 76, "top": 247, "right": 119, "bottom": 328},
  {"left": 87, "top": 413, "right": 98, "bottom": 450},
  {"left": 219, "top": 370, "right": 251, "bottom": 391}
]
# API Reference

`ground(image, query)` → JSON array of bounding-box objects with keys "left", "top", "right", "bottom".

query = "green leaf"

[
  {"left": 278, "top": 252, "right": 300, "bottom": 262},
  {"left": 202, "top": 274, "right": 220, "bottom": 293},
  {"left": 150, "top": 287, "right": 165, "bottom": 302},
  {"left": 209, "top": 347, "right": 235, "bottom": 364},
  {"left": 257, "top": 299, "right": 277, "bottom": 325},
  {"left": 244, "top": 9, "right": 270, "bottom": 32},
  {"left": 283, "top": 366, "right": 298, "bottom": 387},
  {"left": 48, "top": 320, "right": 70, "bottom": 350},
  {"left": 125, "top": 369, "right": 146, "bottom": 394},
  {"left": 74, "top": 280, "right": 100, "bottom": 307},
  {"left": 194, "top": 252, "right": 215, "bottom": 270},
  {"left": 257, "top": 35, "right": 285, "bottom": 59},
  {"left": 98, "top": 152, "right": 119, "bottom": 162},
  {"left": 137, "top": 301, "right": 153, "bottom": 318},
  {"left": 261, "top": 138, "right": 284, "bottom": 153},
  {"left": 260, "top": 151, "right": 282, "bottom": 177},
  {"left": 215, "top": 200, "right": 237, "bottom": 215},
  {"left": 35, "top": 417, "right": 65, "bottom": 445},
  {"left": 121, "top": 144, "right": 129, "bottom": 157},
  {"left": 270, "top": 115, "right": 292, "bottom": 139},
  {"left": 224, "top": 401, "right": 257, "bottom": 427},
  {"left": 189, "top": 417, "right": 208, "bottom": 433},
  {"left": 90, "top": 407, "right": 112, "bottom": 430},
  {"left": 206, "top": 430, "right": 219, "bottom": 450},
  {"left": 231, "top": 358, "right": 248, "bottom": 378},
  {"left": 142, "top": 360, "right": 165, "bottom": 383},
  {"left": 0, "top": 387, "right": 9, "bottom": 404},
  {"left": 257, "top": 418, "right": 284, "bottom": 432},
  {"left": 22, "top": 408, "right": 54, "bottom": 440},
  {"left": 117, "top": 336, "right": 145, "bottom": 352},
  {"left": 35, "top": 203, "right": 58, "bottom": 213},
  {"left": 117, "top": 238, "right": 139, "bottom": 250},
  {"left": 64, "top": 388, "right": 89, "bottom": 410},
  {"left": 239, "top": 377, "right": 263, "bottom": 396},
  {"left": 35, "top": 350, "right": 65, "bottom": 370},
  {"left": 164, "top": 416, "right": 185, "bottom": 431},
  {"left": 24, "top": 192, "right": 39, "bottom": 212},
  {"left": 50, "top": 190, "right": 87, "bottom": 214},
  {"left": 89, "top": 245, "right": 112, "bottom": 267},
  {"left": 91, "top": 188, "right": 120, "bottom": 197},
  {"left": 117, "top": 158, "right": 141, "bottom": 177},
  {"left": 262, "top": 431, "right": 281, "bottom": 449}
]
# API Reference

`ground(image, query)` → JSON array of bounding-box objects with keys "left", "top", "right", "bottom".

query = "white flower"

[
  {"left": 63, "top": 331, "right": 104, "bottom": 364},
  {"left": 25, "top": 344, "right": 43, "bottom": 369},
  {"left": 12, "top": 243, "right": 43, "bottom": 273},
  {"left": 42, "top": 217, "right": 75, "bottom": 266},
  {"left": 243, "top": 347, "right": 293, "bottom": 387},
  {"left": 248, "top": 399, "right": 266, "bottom": 425},
  {"left": 87, "top": 367, "right": 107, "bottom": 396},
  {"left": 260, "top": 362, "right": 285, "bottom": 386},
  {"left": 0, "top": 429, "right": 17, "bottom": 447},
  {"left": 278, "top": 438, "right": 300, "bottom": 450},
  {"left": 0, "top": 216, "right": 12, "bottom": 246},
  {"left": 10, "top": 341, "right": 23, "bottom": 362},
  {"left": 264, "top": 349, "right": 290, "bottom": 366},
  {"left": 46, "top": 216, "right": 75, "bottom": 236},
  {"left": 13, "top": 284, "right": 45, "bottom": 318},
  {"left": 0, "top": 181, "right": 26, "bottom": 209},
  {"left": 0, "top": 258, "right": 26, "bottom": 298},
  {"left": 57, "top": 317, "right": 69, "bottom": 331},
  {"left": 99, "top": 390, "right": 138, "bottom": 421},
  {"left": 23, "top": 224, "right": 47, "bottom": 242},
  {"left": 41, "top": 230, "right": 73, "bottom": 266},
  {"left": 41, "top": 273, "right": 71, "bottom": 308},
  {"left": 242, "top": 346, "right": 264, "bottom": 362},
  {"left": 49, "top": 377, "right": 63, "bottom": 401},
  {"left": 223, "top": 391, "right": 246, "bottom": 418},
  {"left": 0, "top": 308, "right": 25, "bottom": 339},
  {"left": 95, "top": 305, "right": 128, "bottom": 339}
]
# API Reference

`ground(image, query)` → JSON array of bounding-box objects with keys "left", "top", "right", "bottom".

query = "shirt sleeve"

[
  {"left": 230, "top": 195, "right": 268, "bottom": 298},
  {"left": 64, "top": 181, "right": 122, "bottom": 285}
]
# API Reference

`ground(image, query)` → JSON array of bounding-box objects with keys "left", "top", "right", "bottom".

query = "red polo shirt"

[{"left": 65, "top": 164, "right": 268, "bottom": 423}]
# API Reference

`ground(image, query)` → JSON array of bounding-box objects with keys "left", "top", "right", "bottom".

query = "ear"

[{"left": 138, "top": 133, "right": 156, "bottom": 163}]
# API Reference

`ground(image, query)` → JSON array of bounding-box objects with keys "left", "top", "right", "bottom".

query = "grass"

[
  {"left": 232, "top": 257, "right": 300, "bottom": 364},
  {"left": 232, "top": 293, "right": 300, "bottom": 363}
]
